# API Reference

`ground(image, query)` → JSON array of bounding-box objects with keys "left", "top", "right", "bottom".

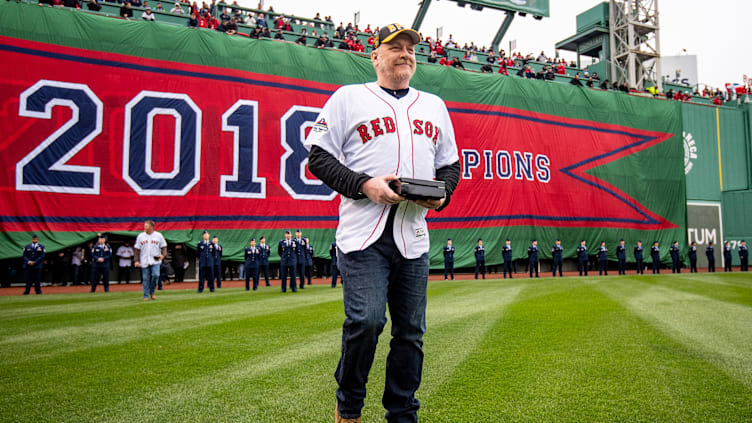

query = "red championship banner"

[{"left": 0, "top": 36, "right": 680, "bottom": 239}]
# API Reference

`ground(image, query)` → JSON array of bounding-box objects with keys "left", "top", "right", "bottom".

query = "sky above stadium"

[{"left": 241, "top": 0, "right": 750, "bottom": 90}]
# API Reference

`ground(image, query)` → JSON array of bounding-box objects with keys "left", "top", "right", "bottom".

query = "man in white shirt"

[
  {"left": 305, "top": 23, "right": 460, "bottom": 423},
  {"left": 134, "top": 220, "right": 167, "bottom": 301},
  {"left": 116, "top": 242, "right": 135, "bottom": 284},
  {"left": 170, "top": 1, "right": 183, "bottom": 13}
]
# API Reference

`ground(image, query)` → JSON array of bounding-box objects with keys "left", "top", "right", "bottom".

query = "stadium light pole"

[
  {"left": 490, "top": 11, "right": 515, "bottom": 53},
  {"left": 412, "top": 0, "right": 433, "bottom": 31}
]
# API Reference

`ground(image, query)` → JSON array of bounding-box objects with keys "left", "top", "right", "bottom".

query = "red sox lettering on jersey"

[{"left": 356, "top": 117, "right": 441, "bottom": 145}]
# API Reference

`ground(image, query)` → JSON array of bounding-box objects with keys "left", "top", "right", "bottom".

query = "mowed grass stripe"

[
  {"left": 594, "top": 276, "right": 752, "bottom": 390},
  {"left": 0, "top": 283, "right": 474, "bottom": 422},
  {"left": 89, "top": 282, "right": 524, "bottom": 423},
  {"left": 0, "top": 289, "right": 344, "bottom": 363},
  {"left": 0, "top": 290, "right": 346, "bottom": 422},
  {"left": 425, "top": 277, "right": 752, "bottom": 422},
  {"left": 626, "top": 273, "right": 752, "bottom": 308},
  {"left": 0, "top": 287, "right": 335, "bottom": 335}
]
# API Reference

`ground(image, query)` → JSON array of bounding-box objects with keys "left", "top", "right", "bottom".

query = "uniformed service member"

[
  {"left": 689, "top": 241, "right": 698, "bottom": 272},
  {"left": 739, "top": 240, "right": 749, "bottom": 271},
  {"left": 528, "top": 239, "right": 539, "bottom": 278},
  {"left": 258, "top": 236, "right": 271, "bottom": 286},
  {"left": 577, "top": 240, "right": 588, "bottom": 276},
  {"left": 91, "top": 234, "right": 112, "bottom": 292},
  {"left": 502, "top": 239, "right": 513, "bottom": 279},
  {"left": 723, "top": 241, "right": 733, "bottom": 272},
  {"left": 634, "top": 241, "right": 644, "bottom": 274},
  {"left": 597, "top": 241, "right": 608, "bottom": 276},
  {"left": 551, "top": 239, "right": 563, "bottom": 277},
  {"left": 651, "top": 241, "right": 661, "bottom": 274},
  {"left": 196, "top": 231, "right": 215, "bottom": 293},
  {"left": 244, "top": 237, "right": 260, "bottom": 291},
  {"left": 474, "top": 238, "right": 486, "bottom": 279},
  {"left": 443, "top": 239, "right": 454, "bottom": 280},
  {"left": 278, "top": 230, "right": 297, "bottom": 292},
  {"left": 212, "top": 236, "right": 223, "bottom": 288},
  {"left": 616, "top": 239, "right": 626, "bottom": 275},
  {"left": 22, "top": 234, "right": 45, "bottom": 295},
  {"left": 303, "top": 237, "right": 314, "bottom": 286},
  {"left": 670, "top": 241, "right": 681, "bottom": 273},
  {"left": 330, "top": 241, "right": 340, "bottom": 287},
  {"left": 706, "top": 241, "right": 716, "bottom": 272},
  {"left": 294, "top": 230, "right": 307, "bottom": 289}
]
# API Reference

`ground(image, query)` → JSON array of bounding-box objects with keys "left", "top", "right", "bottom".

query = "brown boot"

[{"left": 335, "top": 404, "right": 361, "bottom": 423}]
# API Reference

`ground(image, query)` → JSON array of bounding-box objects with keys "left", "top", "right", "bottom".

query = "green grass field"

[{"left": 1, "top": 274, "right": 751, "bottom": 422}]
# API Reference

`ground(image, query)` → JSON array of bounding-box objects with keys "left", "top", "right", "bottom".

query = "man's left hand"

[{"left": 413, "top": 196, "right": 445, "bottom": 210}]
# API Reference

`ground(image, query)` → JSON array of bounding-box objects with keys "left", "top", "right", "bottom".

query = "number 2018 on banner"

[{"left": 15, "top": 80, "right": 334, "bottom": 200}]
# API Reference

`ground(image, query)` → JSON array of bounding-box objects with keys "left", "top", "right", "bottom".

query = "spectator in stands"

[
  {"left": 498, "top": 61, "right": 508, "bottom": 75},
  {"left": 666, "top": 89, "right": 674, "bottom": 100},
  {"left": 314, "top": 33, "right": 332, "bottom": 48},
  {"left": 274, "top": 29, "right": 284, "bottom": 40},
  {"left": 250, "top": 27, "right": 261, "bottom": 38},
  {"left": 88, "top": 0, "right": 101, "bottom": 10},
  {"left": 570, "top": 72, "right": 583, "bottom": 86},
  {"left": 142, "top": 6, "right": 156, "bottom": 20},
  {"left": 364, "top": 24, "right": 373, "bottom": 33},
  {"left": 535, "top": 67, "right": 545, "bottom": 80},
  {"left": 438, "top": 55, "right": 449, "bottom": 66},
  {"left": 219, "top": 8, "right": 230, "bottom": 21},
  {"left": 428, "top": 51, "right": 438, "bottom": 64},
  {"left": 187, "top": 12, "right": 198, "bottom": 27},
  {"left": 62, "top": 0, "right": 81, "bottom": 9},
  {"left": 367, "top": 34, "right": 375, "bottom": 46},
  {"left": 261, "top": 27, "right": 271, "bottom": 37},
  {"left": 155, "top": 2, "right": 163, "bottom": 11},
  {"left": 450, "top": 57, "right": 464, "bottom": 69},
  {"left": 353, "top": 39, "right": 364, "bottom": 53},
  {"left": 170, "top": 1, "right": 183, "bottom": 13},
  {"left": 338, "top": 38, "right": 350, "bottom": 50},
  {"left": 208, "top": 14, "right": 219, "bottom": 29},
  {"left": 619, "top": 83, "right": 629, "bottom": 93},
  {"left": 131, "top": 0, "right": 142, "bottom": 6},
  {"left": 241, "top": 12, "right": 253, "bottom": 25},
  {"left": 217, "top": 17, "right": 237, "bottom": 34},
  {"left": 712, "top": 93, "right": 724, "bottom": 106},
  {"left": 295, "top": 28, "right": 307, "bottom": 45},
  {"left": 120, "top": 2, "right": 133, "bottom": 19},
  {"left": 537, "top": 51, "right": 547, "bottom": 62},
  {"left": 599, "top": 79, "right": 610, "bottom": 90},
  {"left": 486, "top": 50, "right": 497, "bottom": 65},
  {"left": 189, "top": 1, "right": 197, "bottom": 15},
  {"left": 544, "top": 66, "right": 555, "bottom": 81},
  {"left": 481, "top": 64, "right": 493, "bottom": 73},
  {"left": 256, "top": 12, "right": 267, "bottom": 28},
  {"left": 446, "top": 34, "right": 456, "bottom": 48}
]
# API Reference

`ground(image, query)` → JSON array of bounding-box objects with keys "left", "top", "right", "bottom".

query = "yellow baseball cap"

[{"left": 373, "top": 23, "right": 421, "bottom": 48}]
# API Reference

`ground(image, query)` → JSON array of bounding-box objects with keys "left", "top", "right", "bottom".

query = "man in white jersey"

[
  {"left": 116, "top": 242, "right": 135, "bottom": 284},
  {"left": 133, "top": 220, "right": 167, "bottom": 301},
  {"left": 305, "top": 23, "right": 460, "bottom": 423}
]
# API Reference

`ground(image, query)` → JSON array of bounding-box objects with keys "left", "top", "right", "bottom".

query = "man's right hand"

[
  {"left": 134, "top": 261, "right": 140, "bottom": 267},
  {"left": 361, "top": 175, "right": 405, "bottom": 205}
]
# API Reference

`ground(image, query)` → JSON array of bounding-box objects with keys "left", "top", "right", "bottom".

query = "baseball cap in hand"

[{"left": 373, "top": 23, "right": 420, "bottom": 48}]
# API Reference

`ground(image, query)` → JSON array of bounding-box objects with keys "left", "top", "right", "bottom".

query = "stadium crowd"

[{"left": 24, "top": 0, "right": 752, "bottom": 104}]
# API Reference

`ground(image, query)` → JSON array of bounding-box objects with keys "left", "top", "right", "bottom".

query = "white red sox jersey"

[
  {"left": 135, "top": 231, "right": 167, "bottom": 268},
  {"left": 304, "top": 82, "right": 459, "bottom": 258}
]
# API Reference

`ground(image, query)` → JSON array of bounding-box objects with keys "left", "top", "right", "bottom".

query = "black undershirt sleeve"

[
  {"left": 434, "top": 160, "right": 460, "bottom": 212},
  {"left": 308, "top": 145, "right": 370, "bottom": 200}
]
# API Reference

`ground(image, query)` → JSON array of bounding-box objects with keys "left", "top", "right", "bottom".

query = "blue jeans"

[
  {"left": 335, "top": 231, "right": 429, "bottom": 423},
  {"left": 141, "top": 264, "right": 160, "bottom": 298}
]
